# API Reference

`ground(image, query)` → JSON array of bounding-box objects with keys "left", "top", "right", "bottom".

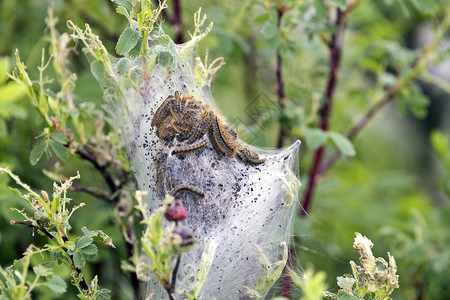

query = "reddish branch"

[
  {"left": 318, "top": 83, "right": 400, "bottom": 174},
  {"left": 154, "top": 0, "right": 184, "bottom": 43},
  {"left": 280, "top": 247, "right": 297, "bottom": 298},
  {"left": 172, "top": 0, "right": 184, "bottom": 44},
  {"left": 300, "top": 8, "right": 346, "bottom": 216},
  {"left": 276, "top": 5, "right": 288, "bottom": 148},
  {"left": 74, "top": 146, "right": 127, "bottom": 204}
]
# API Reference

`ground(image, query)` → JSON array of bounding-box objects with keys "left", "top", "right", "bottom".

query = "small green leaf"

[
  {"left": 76, "top": 236, "right": 93, "bottom": 249},
  {"left": 32, "top": 265, "right": 45, "bottom": 275},
  {"left": 116, "top": 6, "right": 131, "bottom": 22},
  {"left": 82, "top": 227, "right": 96, "bottom": 238},
  {"left": 81, "top": 244, "right": 98, "bottom": 256},
  {"left": 305, "top": 128, "right": 328, "bottom": 150},
  {"left": 168, "top": 40, "right": 177, "bottom": 57},
  {"left": 254, "top": 13, "right": 269, "bottom": 24},
  {"left": 313, "top": 0, "right": 327, "bottom": 19},
  {"left": 99, "top": 288, "right": 111, "bottom": 299},
  {"left": 336, "top": 292, "right": 359, "bottom": 300},
  {"left": 410, "top": 0, "right": 440, "bottom": 14},
  {"left": 50, "top": 251, "right": 63, "bottom": 261},
  {"left": 112, "top": 0, "right": 133, "bottom": 11},
  {"left": 128, "top": 37, "right": 143, "bottom": 57},
  {"left": 50, "top": 132, "right": 67, "bottom": 145},
  {"left": 430, "top": 130, "right": 449, "bottom": 164},
  {"left": 47, "top": 276, "right": 67, "bottom": 293},
  {"left": 91, "top": 60, "right": 106, "bottom": 81},
  {"left": 329, "top": 0, "right": 347, "bottom": 9},
  {"left": 328, "top": 131, "right": 356, "bottom": 157},
  {"left": 0, "top": 57, "right": 10, "bottom": 84},
  {"left": 337, "top": 276, "right": 355, "bottom": 290},
  {"left": 261, "top": 21, "right": 277, "bottom": 39},
  {"left": 30, "top": 138, "right": 47, "bottom": 165},
  {"left": 116, "top": 27, "right": 141, "bottom": 56},
  {"left": 409, "top": 83, "right": 429, "bottom": 119},
  {"left": 0, "top": 81, "right": 26, "bottom": 102},
  {"left": 156, "top": 51, "right": 172, "bottom": 67},
  {"left": 0, "top": 101, "right": 27, "bottom": 119},
  {"left": 49, "top": 139, "right": 69, "bottom": 162},
  {"left": 72, "top": 251, "right": 84, "bottom": 269}
]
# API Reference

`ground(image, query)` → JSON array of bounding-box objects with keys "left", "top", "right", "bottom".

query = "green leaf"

[
  {"left": 127, "top": 37, "right": 142, "bottom": 57},
  {"left": 313, "top": 0, "right": 328, "bottom": 19},
  {"left": 33, "top": 265, "right": 45, "bottom": 275},
  {"left": 168, "top": 40, "right": 177, "bottom": 57},
  {"left": 329, "top": 0, "right": 347, "bottom": 9},
  {"left": 410, "top": 0, "right": 440, "bottom": 14},
  {"left": 91, "top": 60, "right": 106, "bottom": 81},
  {"left": 99, "top": 288, "right": 111, "bottom": 299},
  {"left": 0, "top": 81, "right": 26, "bottom": 102},
  {"left": 49, "top": 139, "right": 69, "bottom": 162},
  {"left": 75, "top": 236, "right": 93, "bottom": 249},
  {"left": 305, "top": 128, "right": 328, "bottom": 150},
  {"left": 337, "top": 276, "right": 355, "bottom": 290},
  {"left": 82, "top": 227, "right": 96, "bottom": 238},
  {"left": 261, "top": 21, "right": 277, "bottom": 39},
  {"left": 47, "top": 276, "right": 67, "bottom": 293},
  {"left": 50, "top": 251, "right": 63, "bottom": 261},
  {"left": 81, "top": 244, "right": 98, "bottom": 256},
  {"left": 254, "top": 13, "right": 270, "bottom": 24},
  {"left": 430, "top": 130, "right": 449, "bottom": 164},
  {"left": 116, "top": 27, "right": 141, "bottom": 56},
  {"left": 50, "top": 132, "right": 67, "bottom": 145},
  {"left": 336, "top": 292, "right": 360, "bottom": 300},
  {"left": 0, "top": 101, "right": 27, "bottom": 119},
  {"left": 116, "top": 6, "right": 131, "bottom": 22},
  {"left": 156, "top": 51, "right": 172, "bottom": 67},
  {"left": 72, "top": 251, "right": 85, "bottom": 269},
  {"left": 0, "top": 57, "right": 10, "bottom": 84},
  {"left": 409, "top": 83, "right": 429, "bottom": 119},
  {"left": 328, "top": 132, "right": 356, "bottom": 157},
  {"left": 112, "top": 0, "right": 133, "bottom": 11},
  {"left": 30, "top": 138, "right": 47, "bottom": 165}
]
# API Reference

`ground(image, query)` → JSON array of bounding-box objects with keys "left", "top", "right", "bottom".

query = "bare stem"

[
  {"left": 300, "top": 7, "right": 346, "bottom": 216},
  {"left": 167, "top": 254, "right": 182, "bottom": 300},
  {"left": 276, "top": 5, "right": 288, "bottom": 148},
  {"left": 74, "top": 146, "right": 127, "bottom": 203},
  {"left": 318, "top": 82, "right": 400, "bottom": 174},
  {"left": 173, "top": 0, "right": 184, "bottom": 44},
  {"left": 71, "top": 183, "right": 113, "bottom": 204}
]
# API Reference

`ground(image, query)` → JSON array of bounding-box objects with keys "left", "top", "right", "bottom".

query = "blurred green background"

[{"left": 0, "top": 0, "right": 449, "bottom": 299}]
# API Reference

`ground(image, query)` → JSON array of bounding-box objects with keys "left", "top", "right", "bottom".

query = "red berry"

[{"left": 164, "top": 200, "right": 187, "bottom": 222}]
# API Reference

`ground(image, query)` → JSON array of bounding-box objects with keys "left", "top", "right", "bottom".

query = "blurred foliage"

[{"left": 0, "top": 0, "right": 449, "bottom": 299}]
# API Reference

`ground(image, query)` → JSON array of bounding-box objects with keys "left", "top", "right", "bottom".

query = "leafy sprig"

[{"left": 0, "top": 167, "right": 114, "bottom": 299}]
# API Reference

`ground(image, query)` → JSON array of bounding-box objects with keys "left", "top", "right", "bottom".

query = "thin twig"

[
  {"left": 318, "top": 83, "right": 400, "bottom": 175},
  {"left": 71, "top": 184, "right": 113, "bottom": 204},
  {"left": 167, "top": 254, "right": 182, "bottom": 300},
  {"left": 74, "top": 146, "right": 126, "bottom": 199},
  {"left": 300, "top": 7, "right": 346, "bottom": 216},
  {"left": 11, "top": 220, "right": 55, "bottom": 239},
  {"left": 11, "top": 220, "right": 89, "bottom": 291}
]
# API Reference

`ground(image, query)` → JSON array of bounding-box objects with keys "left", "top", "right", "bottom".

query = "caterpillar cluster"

[{"left": 151, "top": 91, "right": 265, "bottom": 165}]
